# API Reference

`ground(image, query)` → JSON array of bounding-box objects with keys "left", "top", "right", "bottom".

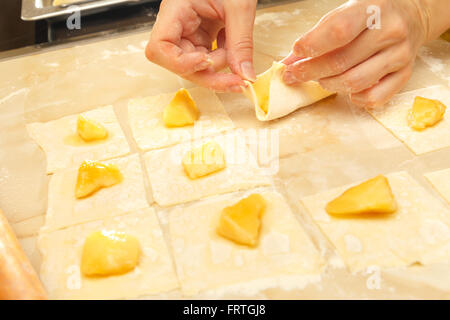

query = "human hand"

[
  {"left": 145, "top": 0, "right": 257, "bottom": 92},
  {"left": 282, "top": 0, "right": 431, "bottom": 108}
]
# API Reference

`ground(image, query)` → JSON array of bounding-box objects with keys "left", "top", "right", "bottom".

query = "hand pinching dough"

[
  {"left": 39, "top": 207, "right": 179, "bottom": 299},
  {"left": 301, "top": 172, "right": 450, "bottom": 272},
  {"left": 243, "top": 61, "right": 334, "bottom": 121},
  {"left": 368, "top": 85, "right": 450, "bottom": 155},
  {"left": 169, "top": 191, "right": 324, "bottom": 296},
  {"left": 27, "top": 105, "right": 130, "bottom": 173},
  {"left": 143, "top": 132, "right": 272, "bottom": 207},
  {"left": 42, "top": 154, "right": 149, "bottom": 233},
  {"left": 128, "top": 87, "right": 234, "bottom": 151},
  {"left": 425, "top": 168, "right": 450, "bottom": 204}
]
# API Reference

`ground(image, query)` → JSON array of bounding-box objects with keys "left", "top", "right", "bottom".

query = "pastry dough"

[
  {"left": 143, "top": 132, "right": 272, "bottom": 207},
  {"left": 425, "top": 168, "right": 450, "bottom": 204},
  {"left": 128, "top": 87, "right": 234, "bottom": 151},
  {"left": 42, "top": 154, "right": 150, "bottom": 233},
  {"left": 368, "top": 85, "right": 450, "bottom": 155},
  {"left": 301, "top": 172, "right": 450, "bottom": 272},
  {"left": 169, "top": 191, "right": 323, "bottom": 296},
  {"left": 27, "top": 105, "right": 130, "bottom": 173},
  {"left": 243, "top": 61, "right": 334, "bottom": 121},
  {"left": 39, "top": 207, "right": 179, "bottom": 299}
]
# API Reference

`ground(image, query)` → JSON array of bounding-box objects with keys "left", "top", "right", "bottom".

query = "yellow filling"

[
  {"left": 251, "top": 62, "right": 284, "bottom": 114},
  {"left": 81, "top": 230, "right": 141, "bottom": 277},
  {"left": 408, "top": 96, "right": 446, "bottom": 131},
  {"left": 76, "top": 115, "right": 108, "bottom": 142},
  {"left": 75, "top": 161, "right": 123, "bottom": 199},
  {"left": 182, "top": 141, "right": 226, "bottom": 179},
  {"left": 326, "top": 175, "right": 397, "bottom": 216},
  {"left": 211, "top": 39, "right": 218, "bottom": 51},
  {"left": 163, "top": 88, "right": 200, "bottom": 128},
  {"left": 217, "top": 194, "right": 266, "bottom": 247}
]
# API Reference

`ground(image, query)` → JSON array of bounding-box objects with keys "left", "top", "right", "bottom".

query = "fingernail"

[
  {"left": 283, "top": 71, "right": 298, "bottom": 85},
  {"left": 194, "top": 60, "right": 211, "bottom": 72},
  {"left": 240, "top": 61, "right": 256, "bottom": 82}
]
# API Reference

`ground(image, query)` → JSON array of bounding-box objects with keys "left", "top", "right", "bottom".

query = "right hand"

[{"left": 145, "top": 0, "right": 258, "bottom": 92}]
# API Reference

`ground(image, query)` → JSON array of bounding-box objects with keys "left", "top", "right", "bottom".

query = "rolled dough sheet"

[
  {"left": 128, "top": 87, "right": 234, "bottom": 151},
  {"left": 12, "top": 214, "right": 45, "bottom": 238},
  {"left": 27, "top": 105, "right": 130, "bottom": 173},
  {"left": 39, "top": 207, "right": 179, "bottom": 299},
  {"left": 143, "top": 131, "right": 272, "bottom": 207},
  {"left": 425, "top": 168, "right": 450, "bottom": 204},
  {"left": 42, "top": 154, "right": 150, "bottom": 233},
  {"left": 243, "top": 61, "right": 334, "bottom": 121},
  {"left": 368, "top": 85, "right": 450, "bottom": 155},
  {"left": 169, "top": 191, "right": 324, "bottom": 296},
  {"left": 301, "top": 171, "right": 450, "bottom": 273}
]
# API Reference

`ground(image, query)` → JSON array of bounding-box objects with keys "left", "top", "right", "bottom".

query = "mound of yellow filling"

[
  {"left": 182, "top": 141, "right": 226, "bottom": 179},
  {"left": 77, "top": 115, "right": 108, "bottom": 142},
  {"left": 75, "top": 161, "right": 123, "bottom": 199},
  {"left": 408, "top": 96, "right": 446, "bottom": 131},
  {"left": 81, "top": 230, "right": 141, "bottom": 277},
  {"left": 326, "top": 175, "right": 397, "bottom": 216},
  {"left": 217, "top": 194, "right": 266, "bottom": 247},
  {"left": 163, "top": 88, "right": 200, "bottom": 127}
]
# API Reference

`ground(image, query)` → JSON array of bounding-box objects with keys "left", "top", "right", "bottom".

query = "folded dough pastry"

[{"left": 243, "top": 61, "right": 334, "bottom": 121}]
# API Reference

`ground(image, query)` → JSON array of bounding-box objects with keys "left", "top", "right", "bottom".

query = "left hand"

[{"left": 282, "top": 0, "right": 429, "bottom": 108}]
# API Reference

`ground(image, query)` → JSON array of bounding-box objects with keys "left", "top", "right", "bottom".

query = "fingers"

[
  {"left": 146, "top": 1, "right": 211, "bottom": 76},
  {"left": 319, "top": 42, "right": 412, "bottom": 93},
  {"left": 284, "top": 27, "right": 401, "bottom": 83},
  {"left": 224, "top": 0, "right": 258, "bottom": 81},
  {"left": 281, "top": 51, "right": 304, "bottom": 65},
  {"left": 184, "top": 69, "right": 246, "bottom": 93},
  {"left": 350, "top": 63, "right": 413, "bottom": 108},
  {"left": 292, "top": 1, "right": 368, "bottom": 58}
]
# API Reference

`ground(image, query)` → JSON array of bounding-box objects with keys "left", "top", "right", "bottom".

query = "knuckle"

[
  {"left": 329, "top": 51, "right": 348, "bottom": 74},
  {"left": 330, "top": 22, "right": 350, "bottom": 43},
  {"left": 388, "top": 19, "right": 408, "bottom": 40},
  {"left": 145, "top": 44, "right": 156, "bottom": 62}
]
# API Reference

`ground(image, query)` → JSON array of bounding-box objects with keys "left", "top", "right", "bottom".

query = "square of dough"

[
  {"left": 143, "top": 131, "right": 272, "bottom": 207},
  {"left": 169, "top": 191, "right": 324, "bottom": 296},
  {"left": 301, "top": 171, "right": 450, "bottom": 272},
  {"left": 425, "top": 168, "right": 450, "bottom": 204},
  {"left": 368, "top": 85, "right": 450, "bottom": 155},
  {"left": 39, "top": 207, "right": 179, "bottom": 299},
  {"left": 43, "top": 154, "right": 150, "bottom": 232},
  {"left": 27, "top": 105, "right": 130, "bottom": 173},
  {"left": 127, "top": 87, "right": 234, "bottom": 151}
]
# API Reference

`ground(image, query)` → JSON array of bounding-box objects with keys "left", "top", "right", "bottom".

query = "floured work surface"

[
  {"left": 1, "top": 0, "right": 450, "bottom": 299},
  {"left": 425, "top": 168, "right": 450, "bottom": 204}
]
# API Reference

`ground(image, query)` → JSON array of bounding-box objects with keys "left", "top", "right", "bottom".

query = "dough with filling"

[
  {"left": 425, "top": 168, "right": 450, "bottom": 204},
  {"left": 42, "top": 154, "right": 149, "bottom": 233},
  {"left": 39, "top": 207, "right": 179, "bottom": 299},
  {"left": 143, "top": 132, "right": 272, "bottom": 207},
  {"left": 243, "top": 61, "right": 334, "bottom": 121},
  {"left": 169, "top": 191, "right": 324, "bottom": 296},
  {"left": 301, "top": 171, "right": 450, "bottom": 272},
  {"left": 368, "top": 85, "right": 450, "bottom": 155},
  {"left": 27, "top": 105, "right": 130, "bottom": 173},
  {"left": 128, "top": 87, "right": 234, "bottom": 151}
]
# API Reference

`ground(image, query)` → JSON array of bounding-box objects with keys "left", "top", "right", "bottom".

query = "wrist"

[{"left": 416, "top": 0, "right": 450, "bottom": 42}]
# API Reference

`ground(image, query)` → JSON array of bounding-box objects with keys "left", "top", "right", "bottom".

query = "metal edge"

[{"left": 21, "top": 0, "right": 144, "bottom": 21}]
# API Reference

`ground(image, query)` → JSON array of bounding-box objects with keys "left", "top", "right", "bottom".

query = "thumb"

[{"left": 224, "top": 0, "right": 257, "bottom": 82}]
